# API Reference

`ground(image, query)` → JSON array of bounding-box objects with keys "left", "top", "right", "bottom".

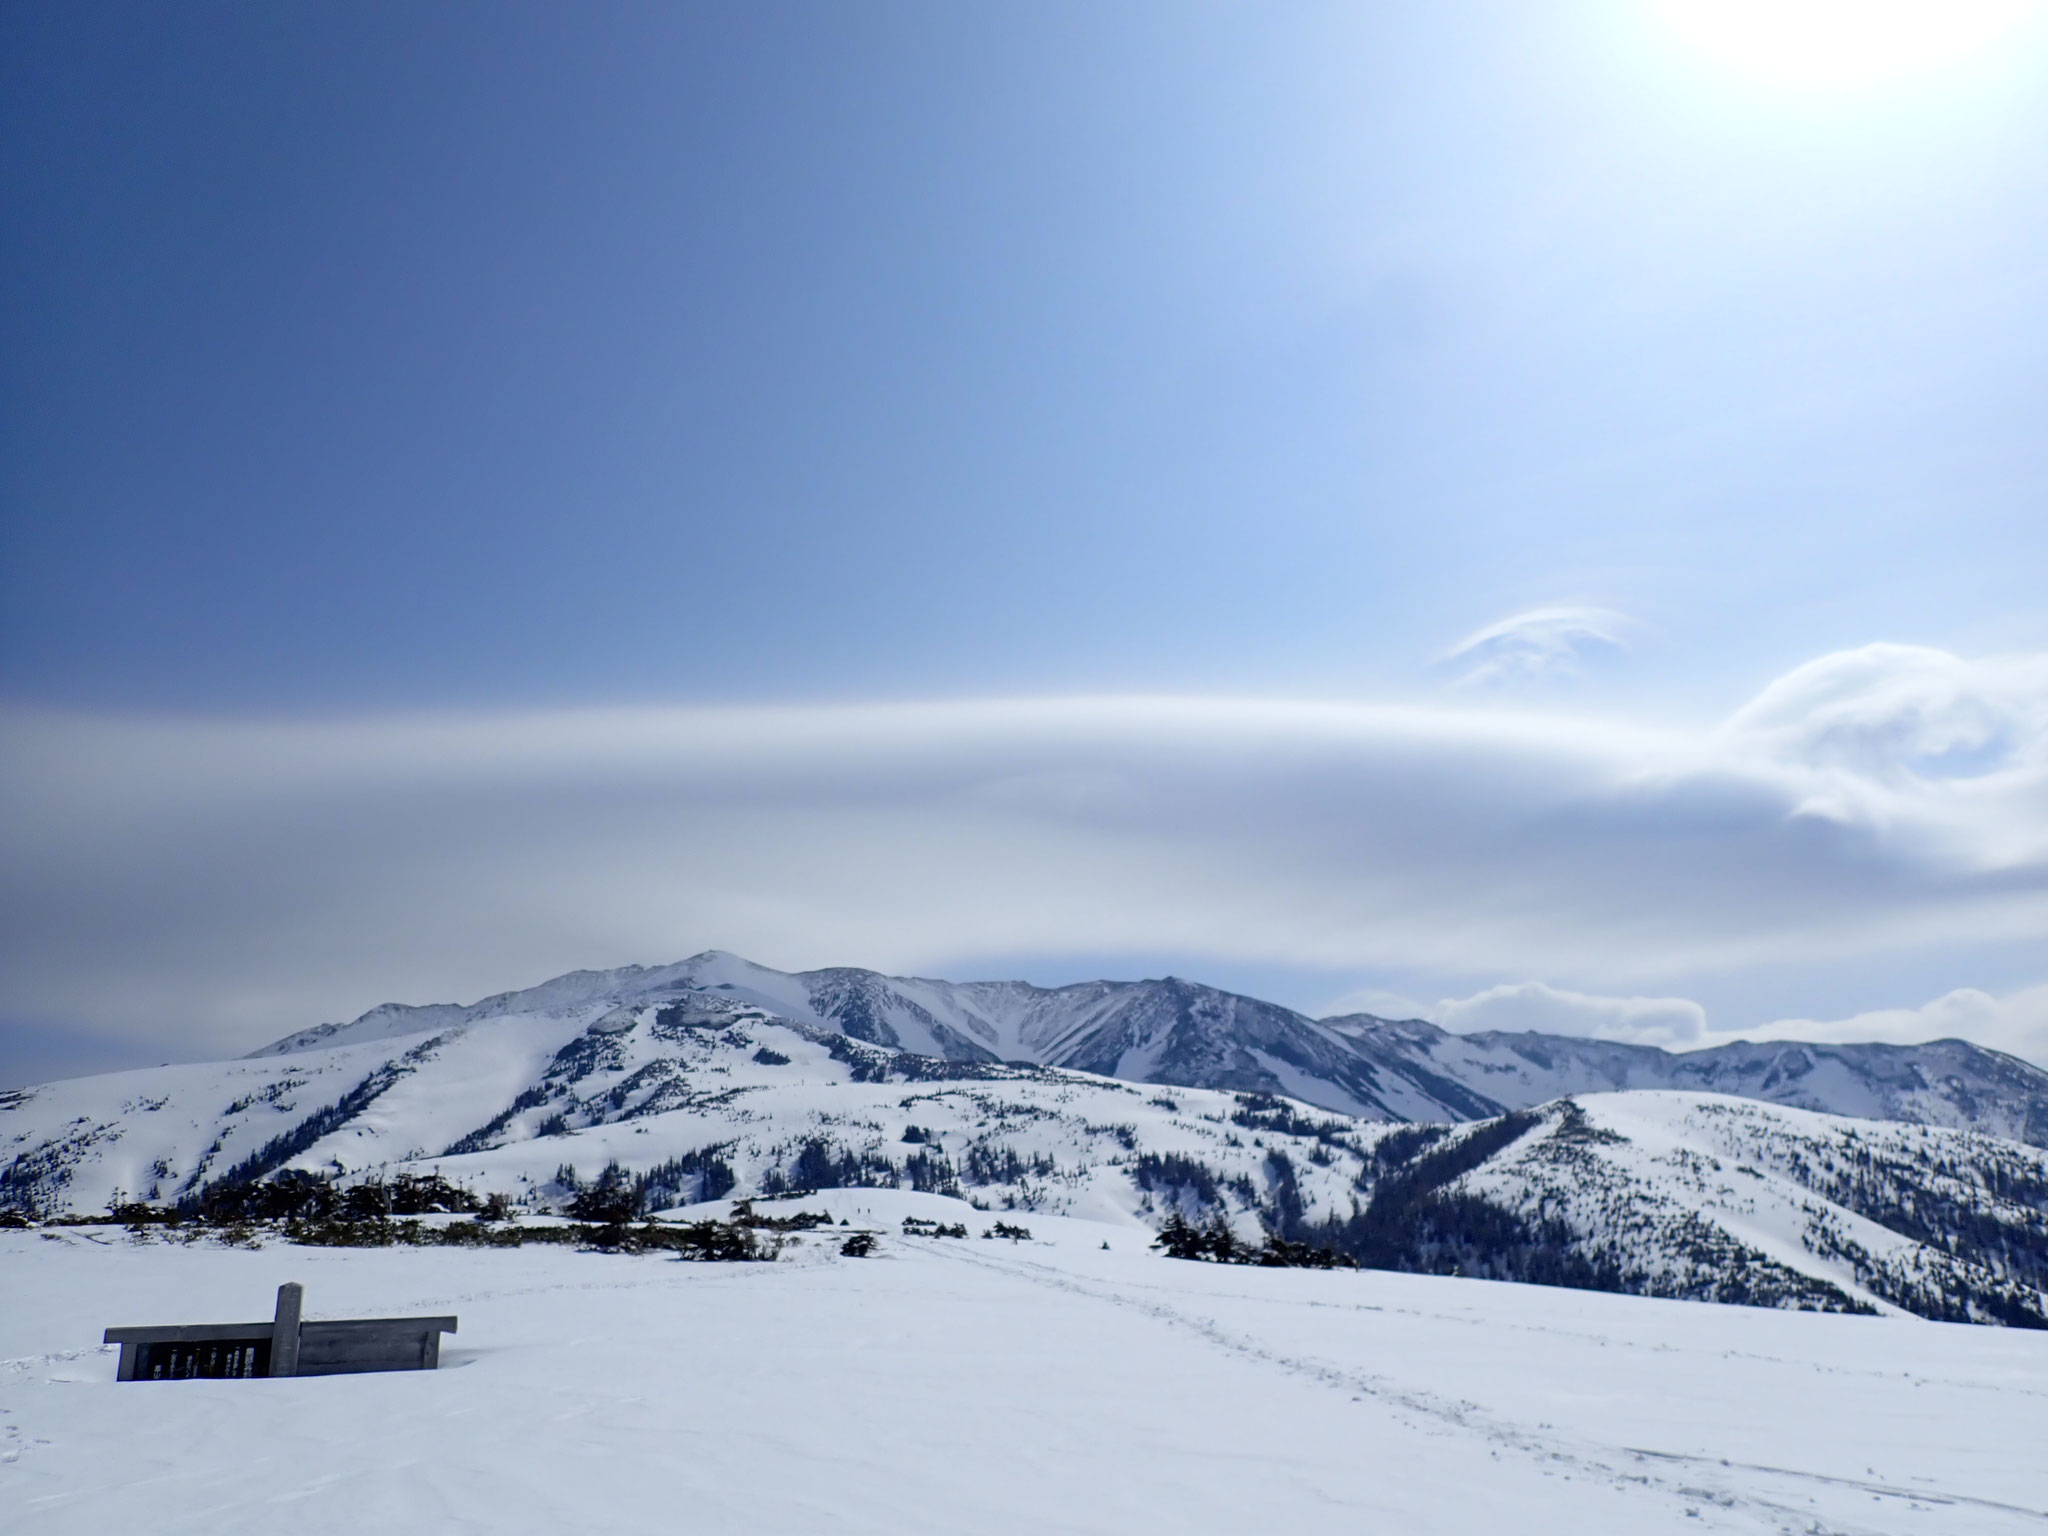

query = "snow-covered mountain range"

[
  {"left": 254, "top": 951, "right": 2048, "bottom": 1140},
  {"left": 5, "top": 955, "right": 2047, "bottom": 1326}
]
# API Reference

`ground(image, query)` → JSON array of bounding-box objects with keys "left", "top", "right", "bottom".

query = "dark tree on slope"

[
  {"left": 632, "top": 1147, "right": 737, "bottom": 1208},
  {"left": 962, "top": 1144, "right": 1057, "bottom": 1187},
  {"left": 1255, "top": 1112, "right": 1638, "bottom": 1297},
  {"left": 903, "top": 1150, "right": 961, "bottom": 1197},
  {"left": 1131, "top": 1153, "right": 1222, "bottom": 1212},
  {"left": 761, "top": 1138, "right": 900, "bottom": 1195}
]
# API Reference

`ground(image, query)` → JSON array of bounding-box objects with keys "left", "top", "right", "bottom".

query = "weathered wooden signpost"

[{"left": 104, "top": 1283, "right": 457, "bottom": 1381}]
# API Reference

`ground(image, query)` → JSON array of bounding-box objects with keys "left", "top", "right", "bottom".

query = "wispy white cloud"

[
  {"left": 1439, "top": 605, "right": 1633, "bottom": 687},
  {"left": 1730, "top": 983, "right": 2048, "bottom": 1068},
  {"left": 1343, "top": 974, "right": 2048, "bottom": 1067},
  {"left": 1411, "top": 977, "right": 2048, "bottom": 1068},
  {"left": 1433, "top": 981, "right": 1706, "bottom": 1047},
  {"left": 2, "top": 642, "right": 2045, "bottom": 1057}
]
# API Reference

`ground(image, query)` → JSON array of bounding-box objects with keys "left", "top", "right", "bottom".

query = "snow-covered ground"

[{"left": 5, "top": 1191, "right": 2045, "bottom": 1536}]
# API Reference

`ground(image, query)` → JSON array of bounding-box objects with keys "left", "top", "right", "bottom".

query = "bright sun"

[{"left": 1656, "top": 0, "right": 2043, "bottom": 89}]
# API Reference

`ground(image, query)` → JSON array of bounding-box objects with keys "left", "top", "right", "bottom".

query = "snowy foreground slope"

[
  {"left": 251, "top": 951, "right": 2048, "bottom": 1137},
  {"left": 6, "top": 993, "right": 2046, "bottom": 1326},
  {"left": 4, "top": 1206, "right": 2047, "bottom": 1536}
]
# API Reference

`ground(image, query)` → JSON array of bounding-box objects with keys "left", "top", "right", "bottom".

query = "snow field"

[{"left": 4, "top": 1193, "right": 2045, "bottom": 1536}]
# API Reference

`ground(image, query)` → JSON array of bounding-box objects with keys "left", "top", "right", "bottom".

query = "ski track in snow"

[{"left": 924, "top": 1238, "right": 2048, "bottom": 1533}]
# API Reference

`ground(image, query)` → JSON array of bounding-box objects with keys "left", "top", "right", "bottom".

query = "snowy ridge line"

[
  {"left": 242, "top": 951, "right": 2048, "bottom": 1142},
  {"left": 6, "top": 992, "right": 2047, "bottom": 1326}
]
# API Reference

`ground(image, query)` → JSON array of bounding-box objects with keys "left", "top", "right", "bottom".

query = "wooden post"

[{"left": 270, "top": 1282, "right": 303, "bottom": 1378}]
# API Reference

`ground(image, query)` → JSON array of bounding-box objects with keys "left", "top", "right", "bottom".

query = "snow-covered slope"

[
  {"left": 11, "top": 1219, "right": 2047, "bottom": 1536},
  {"left": 7, "top": 988, "right": 2046, "bottom": 1326},
  {"left": 1432, "top": 1092, "right": 2048, "bottom": 1327},
  {"left": 248, "top": 952, "right": 2048, "bottom": 1139}
]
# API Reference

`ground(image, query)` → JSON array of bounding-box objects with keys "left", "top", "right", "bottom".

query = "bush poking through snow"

[
  {"left": 1151, "top": 1211, "right": 1358, "bottom": 1270},
  {"left": 566, "top": 1163, "right": 640, "bottom": 1226},
  {"left": 476, "top": 1192, "right": 515, "bottom": 1223},
  {"left": 730, "top": 1200, "right": 835, "bottom": 1232}
]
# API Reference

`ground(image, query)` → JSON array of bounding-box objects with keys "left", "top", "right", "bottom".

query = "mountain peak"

[{"left": 230, "top": 955, "right": 2048, "bottom": 1145}]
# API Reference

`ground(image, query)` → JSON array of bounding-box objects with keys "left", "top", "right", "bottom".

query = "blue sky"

[{"left": 3, "top": 2, "right": 2047, "bottom": 1086}]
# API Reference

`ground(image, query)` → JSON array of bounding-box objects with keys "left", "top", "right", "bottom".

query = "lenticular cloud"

[
  {"left": 1, "top": 643, "right": 2044, "bottom": 1052},
  {"left": 1439, "top": 605, "right": 1634, "bottom": 687},
  {"left": 1716, "top": 643, "right": 2048, "bottom": 868},
  {"left": 1724, "top": 643, "right": 2048, "bottom": 781}
]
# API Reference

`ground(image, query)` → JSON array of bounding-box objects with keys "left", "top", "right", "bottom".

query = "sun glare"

[{"left": 1656, "top": 0, "right": 2043, "bottom": 89}]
